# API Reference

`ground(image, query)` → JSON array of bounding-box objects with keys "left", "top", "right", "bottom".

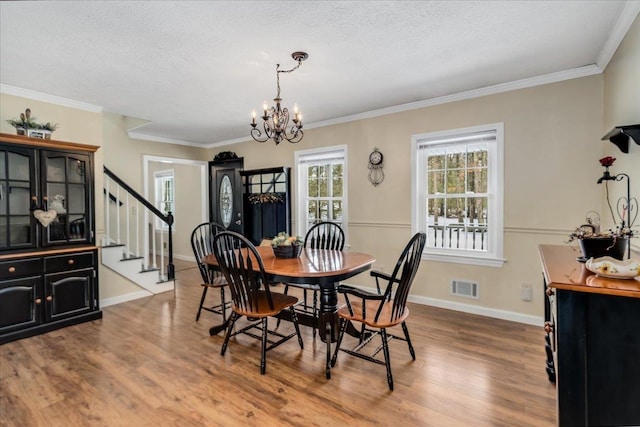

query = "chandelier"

[{"left": 250, "top": 51, "right": 308, "bottom": 145}]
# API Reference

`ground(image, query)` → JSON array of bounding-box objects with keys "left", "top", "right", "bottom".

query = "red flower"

[{"left": 599, "top": 156, "right": 616, "bottom": 167}]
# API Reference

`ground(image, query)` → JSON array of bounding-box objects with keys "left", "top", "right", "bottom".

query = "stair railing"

[{"left": 103, "top": 166, "right": 175, "bottom": 281}]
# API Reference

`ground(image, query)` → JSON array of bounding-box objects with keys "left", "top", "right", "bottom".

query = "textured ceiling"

[{"left": 0, "top": 1, "right": 637, "bottom": 147}]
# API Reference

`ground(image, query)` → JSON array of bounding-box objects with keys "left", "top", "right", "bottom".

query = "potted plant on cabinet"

[
  {"left": 568, "top": 156, "right": 636, "bottom": 260},
  {"left": 6, "top": 108, "right": 59, "bottom": 139}
]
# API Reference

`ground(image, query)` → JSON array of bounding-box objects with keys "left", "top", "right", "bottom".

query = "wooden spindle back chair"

[
  {"left": 282, "top": 221, "right": 345, "bottom": 337},
  {"left": 190, "top": 221, "right": 228, "bottom": 321},
  {"left": 331, "top": 232, "right": 426, "bottom": 390},
  {"left": 213, "top": 231, "right": 304, "bottom": 374}
]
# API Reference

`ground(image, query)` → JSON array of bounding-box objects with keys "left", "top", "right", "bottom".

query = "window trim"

[
  {"left": 154, "top": 169, "right": 175, "bottom": 231},
  {"left": 294, "top": 145, "right": 348, "bottom": 240},
  {"left": 411, "top": 123, "right": 505, "bottom": 267}
]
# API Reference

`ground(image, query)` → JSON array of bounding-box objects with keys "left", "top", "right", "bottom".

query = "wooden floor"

[{"left": 0, "top": 259, "right": 556, "bottom": 426}]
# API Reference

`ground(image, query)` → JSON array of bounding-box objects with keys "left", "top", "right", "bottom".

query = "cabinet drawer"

[
  {"left": 45, "top": 252, "right": 94, "bottom": 273},
  {"left": 0, "top": 258, "right": 43, "bottom": 280}
]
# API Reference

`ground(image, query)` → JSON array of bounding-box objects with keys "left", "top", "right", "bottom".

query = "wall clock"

[{"left": 368, "top": 147, "right": 384, "bottom": 186}]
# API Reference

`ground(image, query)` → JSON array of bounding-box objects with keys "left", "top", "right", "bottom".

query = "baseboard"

[
  {"left": 342, "top": 283, "right": 543, "bottom": 326},
  {"left": 100, "top": 290, "right": 152, "bottom": 308},
  {"left": 407, "top": 294, "right": 543, "bottom": 326}
]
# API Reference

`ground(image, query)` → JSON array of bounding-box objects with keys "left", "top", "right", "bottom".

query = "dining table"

[{"left": 204, "top": 245, "right": 375, "bottom": 378}]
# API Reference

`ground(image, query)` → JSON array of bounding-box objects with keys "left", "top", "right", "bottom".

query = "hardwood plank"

[{"left": 0, "top": 259, "right": 556, "bottom": 426}]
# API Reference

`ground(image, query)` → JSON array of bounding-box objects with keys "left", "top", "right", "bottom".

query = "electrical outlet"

[
  {"left": 521, "top": 283, "right": 533, "bottom": 301},
  {"left": 163, "top": 242, "right": 167, "bottom": 249}
]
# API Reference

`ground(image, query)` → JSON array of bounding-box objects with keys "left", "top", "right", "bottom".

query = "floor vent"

[{"left": 451, "top": 279, "right": 479, "bottom": 299}]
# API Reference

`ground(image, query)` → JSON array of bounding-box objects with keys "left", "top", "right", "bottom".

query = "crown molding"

[
  {"left": 597, "top": 1, "right": 640, "bottom": 69},
  {"left": 0, "top": 84, "right": 103, "bottom": 113}
]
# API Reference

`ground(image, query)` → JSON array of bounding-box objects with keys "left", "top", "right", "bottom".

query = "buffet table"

[{"left": 539, "top": 244, "right": 640, "bottom": 426}]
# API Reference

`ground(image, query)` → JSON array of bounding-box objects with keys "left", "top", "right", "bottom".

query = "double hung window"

[
  {"left": 412, "top": 123, "right": 504, "bottom": 266},
  {"left": 295, "top": 146, "right": 347, "bottom": 237}
]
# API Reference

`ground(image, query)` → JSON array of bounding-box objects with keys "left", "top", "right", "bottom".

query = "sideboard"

[{"left": 539, "top": 244, "right": 640, "bottom": 426}]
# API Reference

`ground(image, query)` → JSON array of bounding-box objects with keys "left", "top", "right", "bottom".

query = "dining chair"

[
  {"left": 191, "top": 221, "right": 229, "bottom": 321},
  {"left": 330, "top": 232, "right": 426, "bottom": 390},
  {"left": 213, "top": 231, "right": 304, "bottom": 375},
  {"left": 282, "top": 221, "right": 345, "bottom": 337}
]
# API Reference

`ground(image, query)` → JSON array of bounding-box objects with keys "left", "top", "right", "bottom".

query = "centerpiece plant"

[{"left": 271, "top": 232, "right": 303, "bottom": 258}]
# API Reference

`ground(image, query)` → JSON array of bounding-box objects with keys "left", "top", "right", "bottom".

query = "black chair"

[
  {"left": 191, "top": 222, "right": 229, "bottom": 321},
  {"left": 330, "top": 232, "right": 426, "bottom": 390},
  {"left": 282, "top": 221, "right": 345, "bottom": 337},
  {"left": 213, "top": 231, "right": 304, "bottom": 375}
]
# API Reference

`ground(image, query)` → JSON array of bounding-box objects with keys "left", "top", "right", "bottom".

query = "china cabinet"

[{"left": 0, "top": 133, "right": 101, "bottom": 345}]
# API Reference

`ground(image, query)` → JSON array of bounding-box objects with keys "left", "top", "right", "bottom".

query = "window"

[
  {"left": 412, "top": 123, "right": 504, "bottom": 267},
  {"left": 154, "top": 169, "right": 175, "bottom": 230},
  {"left": 295, "top": 145, "right": 347, "bottom": 238}
]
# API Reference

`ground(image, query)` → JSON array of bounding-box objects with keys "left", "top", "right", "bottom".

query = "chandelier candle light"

[{"left": 250, "top": 51, "right": 308, "bottom": 145}]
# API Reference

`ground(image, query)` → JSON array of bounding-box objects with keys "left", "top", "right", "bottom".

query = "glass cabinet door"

[
  {"left": 40, "top": 151, "right": 92, "bottom": 246},
  {"left": 0, "top": 147, "right": 37, "bottom": 251}
]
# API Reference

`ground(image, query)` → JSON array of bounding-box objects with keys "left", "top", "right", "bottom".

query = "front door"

[{"left": 209, "top": 158, "right": 243, "bottom": 234}]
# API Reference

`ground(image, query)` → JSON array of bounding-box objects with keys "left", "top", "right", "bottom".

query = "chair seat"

[
  {"left": 233, "top": 290, "right": 299, "bottom": 318},
  {"left": 337, "top": 300, "right": 409, "bottom": 329}
]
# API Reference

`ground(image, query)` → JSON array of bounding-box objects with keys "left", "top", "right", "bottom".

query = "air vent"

[{"left": 450, "top": 279, "right": 479, "bottom": 299}]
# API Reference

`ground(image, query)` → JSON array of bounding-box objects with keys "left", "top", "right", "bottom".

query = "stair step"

[
  {"left": 101, "top": 244, "right": 174, "bottom": 295},
  {"left": 120, "top": 256, "right": 143, "bottom": 262}
]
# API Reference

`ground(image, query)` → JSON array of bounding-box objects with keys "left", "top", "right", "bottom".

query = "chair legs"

[
  {"left": 330, "top": 318, "right": 348, "bottom": 368},
  {"left": 220, "top": 311, "right": 239, "bottom": 356},
  {"left": 221, "top": 309, "right": 304, "bottom": 375},
  {"left": 380, "top": 328, "right": 393, "bottom": 391},
  {"left": 290, "top": 307, "right": 305, "bottom": 349},
  {"left": 331, "top": 321, "right": 414, "bottom": 391},
  {"left": 278, "top": 286, "right": 318, "bottom": 339},
  {"left": 195, "top": 285, "right": 208, "bottom": 321},
  {"left": 260, "top": 317, "right": 268, "bottom": 375},
  {"left": 401, "top": 321, "right": 415, "bottom": 360},
  {"left": 196, "top": 285, "right": 228, "bottom": 322}
]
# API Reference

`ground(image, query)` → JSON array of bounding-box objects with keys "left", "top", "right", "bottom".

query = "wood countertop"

[{"left": 539, "top": 244, "right": 640, "bottom": 299}]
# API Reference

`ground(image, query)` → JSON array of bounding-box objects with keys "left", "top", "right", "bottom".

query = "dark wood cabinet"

[
  {"left": 0, "top": 133, "right": 101, "bottom": 345},
  {"left": 540, "top": 245, "right": 640, "bottom": 426}
]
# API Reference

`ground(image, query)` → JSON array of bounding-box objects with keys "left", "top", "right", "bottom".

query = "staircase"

[{"left": 102, "top": 167, "right": 175, "bottom": 294}]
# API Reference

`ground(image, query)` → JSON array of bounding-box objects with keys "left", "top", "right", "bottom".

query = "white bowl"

[{"left": 585, "top": 256, "right": 640, "bottom": 279}]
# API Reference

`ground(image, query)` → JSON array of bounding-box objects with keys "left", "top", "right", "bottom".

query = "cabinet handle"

[
  {"left": 46, "top": 295, "right": 53, "bottom": 302},
  {"left": 68, "top": 259, "right": 75, "bottom": 265},
  {"left": 544, "top": 321, "right": 554, "bottom": 334},
  {"left": 545, "top": 287, "right": 554, "bottom": 297},
  {"left": 35, "top": 298, "right": 42, "bottom": 304},
  {"left": 8, "top": 266, "right": 15, "bottom": 273}
]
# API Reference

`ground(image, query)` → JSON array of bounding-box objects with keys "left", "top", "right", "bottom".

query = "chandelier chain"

[{"left": 275, "top": 59, "right": 303, "bottom": 99}]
